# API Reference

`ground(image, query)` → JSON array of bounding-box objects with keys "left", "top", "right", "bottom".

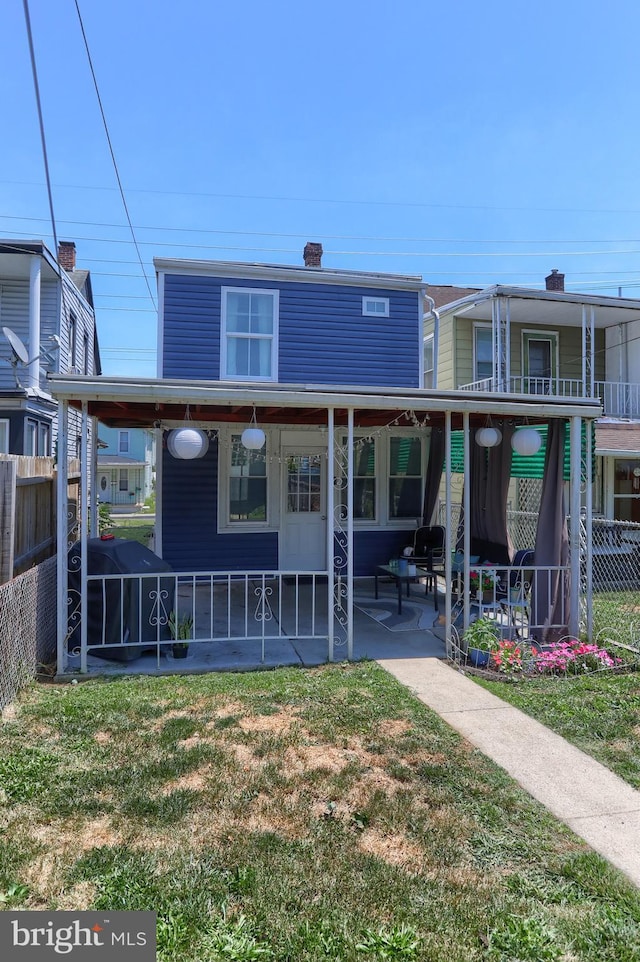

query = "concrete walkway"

[{"left": 378, "top": 656, "right": 640, "bottom": 889}]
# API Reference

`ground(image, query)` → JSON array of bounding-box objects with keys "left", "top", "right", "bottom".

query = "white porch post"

[
  {"left": 585, "top": 418, "right": 594, "bottom": 640},
  {"left": 90, "top": 416, "right": 98, "bottom": 536},
  {"left": 80, "top": 402, "right": 89, "bottom": 673},
  {"left": 462, "top": 411, "right": 471, "bottom": 632},
  {"left": 56, "top": 400, "right": 69, "bottom": 674},
  {"left": 327, "top": 408, "right": 334, "bottom": 662},
  {"left": 347, "top": 407, "right": 354, "bottom": 659},
  {"left": 569, "top": 416, "right": 582, "bottom": 638},
  {"left": 444, "top": 411, "right": 452, "bottom": 649}
]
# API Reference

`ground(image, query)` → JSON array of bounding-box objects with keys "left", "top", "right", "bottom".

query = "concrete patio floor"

[{"left": 65, "top": 576, "right": 445, "bottom": 677}]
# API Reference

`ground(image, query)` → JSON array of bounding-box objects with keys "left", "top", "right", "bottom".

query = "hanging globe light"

[
  {"left": 167, "top": 428, "right": 209, "bottom": 460},
  {"left": 241, "top": 426, "right": 266, "bottom": 450},
  {"left": 511, "top": 427, "right": 542, "bottom": 456},
  {"left": 241, "top": 407, "right": 266, "bottom": 450},
  {"left": 476, "top": 426, "right": 502, "bottom": 448}
]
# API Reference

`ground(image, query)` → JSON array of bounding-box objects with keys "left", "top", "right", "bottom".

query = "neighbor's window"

[
  {"left": 474, "top": 325, "right": 493, "bottom": 382},
  {"left": 362, "top": 296, "right": 389, "bottom": 317},
  {"left": 119, "top": 468, "right": 129, "bottom": 492},
  {"left": 118, "top": 430, "right": 130, "bottom": 454},
  {"left": 423, "top": 334, "right": 434, "bottom": 389},
  {"left": 83, "top": 332, "right": 90, "bottom": 374},
  {"left": 221, "top": 287, "right": 278, "bottom": 380},
  {"left": 341, "top": 437, "right": 377, "bottom": 520},
  {"left": 229, "top": 434, "right": 267, "bottom": 522},
  {"left": 0, "top": 419, "right": 8, "bottom": 454},
  {"left": 25, "top": 419, "right": 37, "bottom": 456},
  {"left": 388, "top": 436, "right": 422, "bottom": 519},
  {"left": 38, "top": 422, "right": 50, "bottom": 456},
  {"left": 69, "top": 313, "right": 77, "bottom": 370}
]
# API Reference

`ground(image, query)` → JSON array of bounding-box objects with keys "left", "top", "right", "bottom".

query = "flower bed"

[{"left": 534, "top": 638, "right": 621, "bottom": 674}]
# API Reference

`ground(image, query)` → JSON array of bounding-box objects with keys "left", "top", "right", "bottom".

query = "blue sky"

[{"left": 3, "top": 0, "right": 640, "bottom": 376}]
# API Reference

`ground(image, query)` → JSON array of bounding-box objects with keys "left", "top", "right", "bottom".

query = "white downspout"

[
  {"left": 28, "top": 255, "right": 41, "bottom": 391},
  {"left": 424, "top": 294, "right": 440, "bottom": 389},
  {"left": 347, "top": 407, "right": 354, "bottom": 660},
  {"left": 327, "top": 409, "right": 334, "bottom": 662}
]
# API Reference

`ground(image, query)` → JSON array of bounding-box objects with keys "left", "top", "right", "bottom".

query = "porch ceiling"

[
  {"left": 445, "top": 287, "right": 640, "bottom": 328},
  {"left": 48, "top": 375, "right": 602, "bottom": 430}
]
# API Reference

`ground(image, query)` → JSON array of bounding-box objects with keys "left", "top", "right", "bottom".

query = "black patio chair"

[
  {"left": 410, "top": 525, "right": 446, "bottom": 595},
  {"left": 496, "top": 549, "right": 534, "bottom": 634}
]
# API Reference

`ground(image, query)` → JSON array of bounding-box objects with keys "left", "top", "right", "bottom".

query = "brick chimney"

[
  {"left": 58, "top": 241, "right": 77, "bottom": 271},
  {"left": 303, "top": 242, "right": 323, "bottom": 268},
  {"left": 545, "top": 268, "right": 564, "bottom": 292}
]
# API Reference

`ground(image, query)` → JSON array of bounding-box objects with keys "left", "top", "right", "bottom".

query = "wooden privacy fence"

[{"left": 0, "top": 455, "right": 80, "bottom": 584}]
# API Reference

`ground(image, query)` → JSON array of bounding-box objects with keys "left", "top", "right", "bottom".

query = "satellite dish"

[{"left": 2, "top": 327, "right": 29, "bottom": 364}]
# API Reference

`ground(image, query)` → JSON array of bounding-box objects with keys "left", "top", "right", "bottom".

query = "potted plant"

[
  {"left": 168, "top": 611, "right": 193, "bottom": 659},
  {"left": 464, "top": 617, "right": 500, "bottom": 668}
]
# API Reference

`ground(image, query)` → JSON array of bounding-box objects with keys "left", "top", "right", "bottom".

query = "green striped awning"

[{"left": 447, "top": 423, "right": 595, "bottom": 480}]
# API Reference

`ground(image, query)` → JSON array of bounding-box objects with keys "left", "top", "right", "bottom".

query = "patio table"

[{"left": 374, "top": 564, "right": 434, "bottom": 615}]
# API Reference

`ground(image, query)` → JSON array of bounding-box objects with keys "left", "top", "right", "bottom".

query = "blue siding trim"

[
  {"left": 353, "top": 530, "right": 416, "bottom": 576},
  {"left": 161, "top": 440, "right": 278, "bottom": 571},
  {"left": 162, "top": 274, "right": 420, "bottom": 387}
]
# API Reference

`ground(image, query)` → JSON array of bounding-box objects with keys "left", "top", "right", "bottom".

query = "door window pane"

[{"left": 287, "top": 455, "right": 321, "bottom": 513}]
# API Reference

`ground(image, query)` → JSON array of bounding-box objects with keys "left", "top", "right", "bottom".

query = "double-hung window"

[
  {"left": 423, "top": 335, "right": 434, "bottom": 389},
  {"left": 229, "top": 434, "right": 267, "bottom": 522},
  {"left": 118, "top": 430, "right": 130, "bottom": 454},
  {"left": 221, "top": 288, "right": 278, "bottom": 381},
  {"left": 119, "top": 469, "right": 129, "bottom": 492},
  {"left": 341, "top": 437, "right": 377, "bottom": 520},
  {"left": 388, "top": 436, "right": 423, "bottom": 519}
]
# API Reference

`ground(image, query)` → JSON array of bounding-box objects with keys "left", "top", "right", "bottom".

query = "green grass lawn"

[
  {"left": 106, "top": 518, "right": 155, "bottom": 546},
  {"left": 476, "top": 670, "right": 640, "bottom": 791},
  {"left": 1, "top": 663, "right": 640, "bottom": 960}
]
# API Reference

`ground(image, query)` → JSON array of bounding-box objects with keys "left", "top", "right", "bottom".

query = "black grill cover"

[{"left": 68, "top": 538, "right": 174, "bottom": 661}]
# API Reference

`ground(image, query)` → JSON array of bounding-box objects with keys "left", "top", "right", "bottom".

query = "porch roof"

[
  {"left": 48, "top": 374, "right": 602, "bottom": 429},
  {"left": 434, "top": 285, "right": 640, "bottom": 328}
]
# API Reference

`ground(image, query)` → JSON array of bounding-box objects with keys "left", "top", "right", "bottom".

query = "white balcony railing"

[{"left": 458, "top": 376, "right": 640, "bottom": 418}]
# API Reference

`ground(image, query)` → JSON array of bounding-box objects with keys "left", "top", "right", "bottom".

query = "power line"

[
  {"left": 4, "top": 211, "right": 640, "bottom": 247},
  {"left": 72, "top": 0, "right": 156, "bottom": 310},
  {"left": 4, "top": 177, "right": 640, "bottom": 217}
]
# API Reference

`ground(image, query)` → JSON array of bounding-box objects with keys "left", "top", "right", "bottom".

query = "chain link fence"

[{"left": 0, "top": 557, "right": 57, "bottom": 710}]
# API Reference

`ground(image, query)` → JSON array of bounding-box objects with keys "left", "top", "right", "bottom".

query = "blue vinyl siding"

[
  {"left": 162, "top": 274, "right": 420, "bottom": 387},
  {"left": 353, "top": 529, "right": 416, "bottom": 576},
  {"left": 161, "top": 441, "right": 278, "bottom": 571}
]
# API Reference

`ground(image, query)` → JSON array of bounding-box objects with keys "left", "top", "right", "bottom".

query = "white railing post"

[
  {"left": 463, "top": 412, "right": 470, "bottom": 632},
  {"left": 80, "top": 403, "right": 89, "bottom": 673},
  {"left": 347, "top": 407, "right": 354, "bottom": 660},
  {"left": 56, "top": 400, "right": 69, "bottom": 674},
  {"left": 445, "top": 412, "right": 452, "bottom": 650},
  {"left": 569, "top": 416, "right": 582, "bottom": 638},
  {"left": 327, "top": 409, "right": 334, "bottom": 662}
]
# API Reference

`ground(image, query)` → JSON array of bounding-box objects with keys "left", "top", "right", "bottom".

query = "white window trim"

[
  {"left": 217, "top": 425, "right": 276, "bottom": 533},
  {"left": 118, "top": 430, "right": 130, "bottom": 454},
  {"left": 0, "top": 418, "right": 9, "bottom": 454},
  {"left": 362, "top": 296, "right": 390, "bottom": 317},
  {"left": 220, "top": 286, "right": 279, "bottom": 382},
  {"left": 423, "top": 333, "right": 434, "bottom": 389},
  {"left": 521, "top": 329, "right": 559, "bottom": 379},
  {"left": 340, "top": 428, "right": 425, "bottom": 528},
  {"left": 473, "top": 322, "right": 493, "bottom": 382}
]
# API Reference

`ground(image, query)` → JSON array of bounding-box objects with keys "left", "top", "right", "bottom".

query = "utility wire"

[
  {"left": 4, "top": 211, "right": 640, "bottom": 247},
  {"left": 22, "top": 0, "right": 58, "bottom": 261},
  {"left": 73, "top": 0, "right": 156, "bottom": 309},
  {"left": 4, "top": 177, "right": 640, "bottom": 217}
]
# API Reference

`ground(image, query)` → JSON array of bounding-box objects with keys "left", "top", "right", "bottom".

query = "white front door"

[
  {"left": 280, "top": 449, "right": 326, "bottom": 570},
  {"left": 98, "top": 473, "right": 111, "bottom": 503}
]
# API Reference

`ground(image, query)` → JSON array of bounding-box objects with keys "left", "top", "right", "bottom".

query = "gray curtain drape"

[
  {"left": 458, "top": 419, "right": 514, "bottom": 562},
  {"left": 422, "top": 427, "right": 444, "bottom": 526},
  {"left": 532, "top": 419, "right": 569, "bottom": 642}
]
